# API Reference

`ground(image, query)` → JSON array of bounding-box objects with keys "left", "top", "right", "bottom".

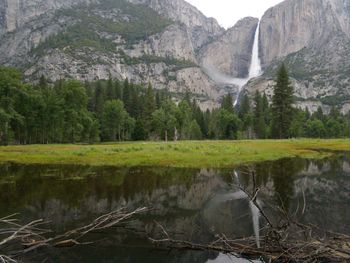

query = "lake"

[{"left": 0, "top": 153, "right": 349, "bottom": 262}]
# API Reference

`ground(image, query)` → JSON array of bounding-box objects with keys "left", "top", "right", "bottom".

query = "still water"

[{"left": 0, "top": 154, "right": 349, "bottom": 262}]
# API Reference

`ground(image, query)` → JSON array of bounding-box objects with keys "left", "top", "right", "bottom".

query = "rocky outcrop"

[
  {"left": 244, "top": 77, "right": 333, "bottom": 113},
  {"left": 259, "top": 0, "right": 350, "bottom": 67},
  {"left": 0, "top": 0, "right": 225, "bottom": 109},
  {"left": 24, "top": 48, "right": 221, "bottom": 102},
  {"left": 0, "top": 0, "right": 97, "bottom": 35},
  {"left": 126, "top": 0, "right": 224, "bottom": 49},
  {"left": 0, "top": 13, "right": 72, "bottom": 66},
  {"left": 241, "top": 0, "right": 350, "bottom": 113},
  {"left": 2, "top": 0, "right": 350, "bottom": 111},
  {"left": 127, "top": 24, "right": 197, "bottom": 63},
  {"left": 0, "top": 0, "right": 231, "bottom": 110},
  {"left": 199, "top": 17, "right": 258, "bottom": 78}
]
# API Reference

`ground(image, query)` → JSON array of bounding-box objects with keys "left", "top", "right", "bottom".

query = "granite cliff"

[
  {"left": 1, "top": 0, "right": 350, "bottom": 111},
  {"left": 244, "top": 0, "right": 350, "bottom": 113},
  {"left": 0, "top": 0, "right": 229, "bottom": 108}
]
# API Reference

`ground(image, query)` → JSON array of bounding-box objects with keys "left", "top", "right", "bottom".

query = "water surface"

[{"left": 1, "top": 154, "right": 349, "bottom": 262}]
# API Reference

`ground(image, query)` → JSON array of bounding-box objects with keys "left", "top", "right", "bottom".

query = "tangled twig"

[
  {"left": 150, "top": 168, "right": 350, "bottom": 262},
  {"left": 0, "top": 207, "right": 148, "bottom": 262}
]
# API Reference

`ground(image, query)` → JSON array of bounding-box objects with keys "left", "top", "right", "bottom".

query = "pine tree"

[
  {"left": 106, "top": 77, "right": 115, "bottom": 100},
  {"left": 238, "top": 94, "right": 250, "bottom": 119},
  {"left": 189, "top": 120, "right": 202, "bottom": 140},
  {"left": 39, "top": 75, "right": 48, "bottom": 91},
  {"left": 221, "top": 94, "right": 234, "bottom": 113},
  {"left": 313, "top": 106, "right": 324, "bottom": 121},
  {"left": 203, "top": 109, "right": 211, "bottom": 139},
  {"left": 115, "top": 80, "right": 122, "bottom": 100},
  {"left": 94, "top": 81, "right": 105, "bottom": 119},
  {"left": 330, "top": 106, "right": 341, "bottom": 120},
  {"left": 155, "top": 92, "right": 161, "bottom": 109},
  {"left": 132, "top": 119, "right": 147, "bottom": 141},
  {"left": 238, "top": 94, "right": 253, "bottom": 139},
  {"left": 253, "top": 91, "right": 266, "bottom": 139},
  {"left": 122, "top": 78, "right": 131, "bottom": 112},
  {"left": 144, "top": 83, "right": 156, "bottom": 117},
  {"left": 271, "top": 64, "right": 294, "bottom": 139},
  {"left": 129, "top": 85, "right": 140, "bottom": 118},
  {"left": 262, "top": 93, "right": 270, "bottom": 125},
  {"left": 289, "top": 109, "right": 307, "bottom": 138}
]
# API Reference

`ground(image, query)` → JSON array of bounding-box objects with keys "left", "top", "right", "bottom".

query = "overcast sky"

[{"left": 185, "top": 0, "right": 285, "bottom": 29}]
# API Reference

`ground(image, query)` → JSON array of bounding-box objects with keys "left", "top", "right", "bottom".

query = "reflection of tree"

[
  {"left": 315, "top": 159, "right": 325, "bottom": 171},
  {"left": 329, "top": 156, "right": 344, "bottom": 174},
  {"left": 253, "top": 163, "right": 271, "bottom": 187},
  {"left": 235, "top": 163, "right": 272, "bottom": 190},
  {"left": 0, "top": 164, "right": 198, "bottom": 218},
  {"left": 270, "top": 158, "right": 306, "bottom": 211},
  {"left": 0, "top": 164, "right": 95, "bottom": 215}
]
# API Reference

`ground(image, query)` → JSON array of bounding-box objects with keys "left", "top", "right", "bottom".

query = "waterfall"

[
  {"left": 201, "top": 20, "right": 263, "bottom": 107},
  {"left": 233, "top": 21, "right": 262, "bottom": 106},
  {"left": 248, "top": 21, "right": 262, "bottom": 79}
]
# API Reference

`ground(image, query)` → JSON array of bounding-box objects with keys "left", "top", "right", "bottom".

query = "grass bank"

[{"left": 0, "top": 139, "right": 349, "bottom": 168}]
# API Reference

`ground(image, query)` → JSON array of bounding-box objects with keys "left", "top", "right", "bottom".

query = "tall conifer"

[{"left": 271, "top": 64, "right": 294, "bottom": 139}]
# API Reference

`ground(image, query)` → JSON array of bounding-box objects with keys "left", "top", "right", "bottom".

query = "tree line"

[
  {"left": 237, "top": 64, "right": 350, "bottom": 139},
  {"left": 0, "top": 65, "right": 349, "bottom": 145}
]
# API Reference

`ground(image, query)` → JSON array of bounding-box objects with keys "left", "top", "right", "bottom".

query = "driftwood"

[
  {"left": 150, "top": 228, "right": 350, "bottom": 262},
  {"left": 150, "top": 169, "right": 350, "bottom": 262},
  {"left": 0, "top": 207, "right": 148, "bottom": 263},
  {"left": 2, "top": 168, "right": 350, "bottom": 263}
]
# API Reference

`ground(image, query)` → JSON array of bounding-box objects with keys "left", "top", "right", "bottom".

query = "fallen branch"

[
  {"left": 150, "top": 217, "right": 350, "bottom": 262},
  {"left": 150, "top": 168, "right": 350, "bottom": 262},
  {"left": 0, "top": 207, "right": 148, "bottom": 262}
]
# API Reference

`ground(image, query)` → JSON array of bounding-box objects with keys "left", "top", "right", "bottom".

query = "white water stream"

[
  {"left": 203, "top": 171, "right": 262, "bottom": 251},
  {"left": 204, "top": 21, "right": 263, "bottom": 107},
  {"left": 232, "top": 21, "right": 262, "bottom": 106}
]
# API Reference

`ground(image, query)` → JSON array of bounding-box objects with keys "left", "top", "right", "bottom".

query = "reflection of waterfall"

[
  {"left": 249, "top": 201, "right": 261, "bottom": 248},
  {"left": 233, "top": 21, "right": 262, "bottom": 106},
  {"left": 203, "top": 171, "right": 262, "bottom": 249},
  {"left": 204, "top": 189, "right": 261, "bottom": 248},
  {"left": 233, "top": 171, "right": 261, "bottom": 248}
]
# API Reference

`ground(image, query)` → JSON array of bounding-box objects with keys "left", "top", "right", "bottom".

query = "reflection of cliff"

[
  {"left": 15, "top": 166, "right": 232, "bottom": 263},
  {"left": 0, "top": 165, "right": 226, "bottom": 234},
  {"left": 2, "top": 156, "right": 350, "bottom": 262},
  {"left": 232, "top": 157, "right": 350, "bottom": 235},
  {"left": 202, "top": 194, "right": 257, "bottom": 238},
  {"left": 293, "top": 175, "right": 350, "bottom": 234}
]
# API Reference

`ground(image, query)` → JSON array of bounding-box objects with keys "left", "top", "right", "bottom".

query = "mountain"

[
  {"left": 199, "top": 17, "right": 258, "bottom": 78},
  {"left": 1, "top": 0, "right": 350, "bottom": 112},
  {"left": 0, "top": 0, "right": 233, "bottom": 109},
  {"left": 0, "top": 0, "right": 262, "bottom": 109},
  {"left": 245, "top": 0, "right": 350, "bottom": 113},
  {"left": 126, "top": 0, "right": 224, "bottom": 49}
]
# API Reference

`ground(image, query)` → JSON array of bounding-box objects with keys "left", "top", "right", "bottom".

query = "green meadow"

[{"left": 0, "top": 139, "right": 349, "bottom": 168}]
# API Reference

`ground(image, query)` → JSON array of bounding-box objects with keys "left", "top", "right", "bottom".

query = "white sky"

[{"left": 185, "top": 0, "right": 285, "bottom": 29}]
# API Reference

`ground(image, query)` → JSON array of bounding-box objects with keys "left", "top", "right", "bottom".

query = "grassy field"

[{"left": 0, "top": 139, "right": 349, "bottom": 168}]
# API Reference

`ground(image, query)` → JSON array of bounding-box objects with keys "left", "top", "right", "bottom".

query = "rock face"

[
  {"left": 243, "top": 0, "right": 350, "bottom": 113},
  {"left": 0, "top": 0, "right": 96, "bottom": 35},
  {"left": 126, "top": 0, "right": 224, "bottom": 49},
  {"left": 259, "top": 0, "right": 348, "bottom": 67},
  {"left": 1, "top": 0, "right": 350, "bottom": 111},
  {"left": 199, "top": 17, "right": 258, "bottom": 78},
  {"left": 127, "top": 24, "right": 198, "bottom": 63},
  {"left": 0, "top": 0, "right": 227, "bottom": 108}
]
